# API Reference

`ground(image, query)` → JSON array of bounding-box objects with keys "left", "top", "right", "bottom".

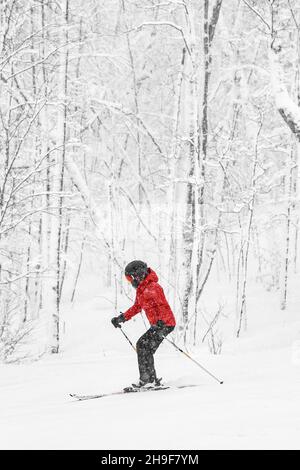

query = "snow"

[
  {"left": 1, "top": 290, "right": 300, "bottom": 450},
  {"left": 2, "top": 0, "right": 300, "bottom": 453},
  {"left": 268, "top": 46, "right": 300, "bottom": 137}
]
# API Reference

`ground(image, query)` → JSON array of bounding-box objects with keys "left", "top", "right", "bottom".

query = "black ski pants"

[{"left": 136, "top": 323, "right": 174, "bottom": 383}]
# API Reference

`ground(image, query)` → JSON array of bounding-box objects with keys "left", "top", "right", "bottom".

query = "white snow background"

[
  {"left": 1, "top": 270, "right": 300, "bottom": 450},
  {"left": 2, "top": 0, "right": 300, "bottom": 452}
]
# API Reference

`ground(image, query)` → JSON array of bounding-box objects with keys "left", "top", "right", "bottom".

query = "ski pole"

[
  {"left": 165, "top": 338, "right": 223, "bottom": 384},
  {"left": 119, "top": 325, "right": 136, "bottom": 352}
]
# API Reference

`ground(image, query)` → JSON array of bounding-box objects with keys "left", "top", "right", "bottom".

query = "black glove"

[
  {"left": 151, "top": 320, "right": 165, "bottom": 332},
  {"left": 155, "top": 320, "right": 165, "bottom": 329},
  {"left": 111, "top": 313, "right": 125, "bottom": 328}
]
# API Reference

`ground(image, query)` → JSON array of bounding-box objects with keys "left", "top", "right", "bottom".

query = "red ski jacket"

[{"left": 124, "top": 268, "right": 176, "bottom": 327}]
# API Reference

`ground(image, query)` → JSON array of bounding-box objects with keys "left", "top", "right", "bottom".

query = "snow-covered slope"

[{"left": 1, "top": 291, "right": 300, "bottom": 450}]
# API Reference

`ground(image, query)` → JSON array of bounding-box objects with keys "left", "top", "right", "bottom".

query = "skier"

[{"left": 111, "top": 260, "right": 176, "bottom": 388}]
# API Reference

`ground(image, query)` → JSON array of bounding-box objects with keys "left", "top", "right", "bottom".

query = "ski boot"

[{"left": 131, "top": 376, "right": 163, "bottom": 390}]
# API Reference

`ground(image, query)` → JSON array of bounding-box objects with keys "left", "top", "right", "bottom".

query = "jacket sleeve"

[{"left": 123, "top": 297, "right": 142, "bottom": 321}]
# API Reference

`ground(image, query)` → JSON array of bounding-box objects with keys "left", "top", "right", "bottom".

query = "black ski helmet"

[{"left": 125, "top": 260, "right": 148, "bottom": 288}]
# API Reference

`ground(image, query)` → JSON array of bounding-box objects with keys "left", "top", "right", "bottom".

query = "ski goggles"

[{"left": 125, "top": 274, "right": 133, "bottom": 283}]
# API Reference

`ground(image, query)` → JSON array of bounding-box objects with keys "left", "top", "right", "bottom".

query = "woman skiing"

[{"left": 111, "top": 260, "right": 176, "bottom": 388}]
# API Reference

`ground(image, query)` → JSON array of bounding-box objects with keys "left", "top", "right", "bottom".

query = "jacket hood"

[{"left": 139, "top": 268, "right": 158, "bottom": 289}]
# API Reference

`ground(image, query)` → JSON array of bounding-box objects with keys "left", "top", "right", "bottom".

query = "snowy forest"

[
  {"left": 1, "top": 0, "right": 300, "bottom": 359},
  {"left": 2, "top": 0, "right": 300, "bottom": 451}
]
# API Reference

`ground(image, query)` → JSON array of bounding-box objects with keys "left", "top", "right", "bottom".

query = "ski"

[
  {"left": 70, "top": 385, "right": 169, "bottom": 401},
  {"left": 69, "top": 384, "right": 198, "bottom": 401}
]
